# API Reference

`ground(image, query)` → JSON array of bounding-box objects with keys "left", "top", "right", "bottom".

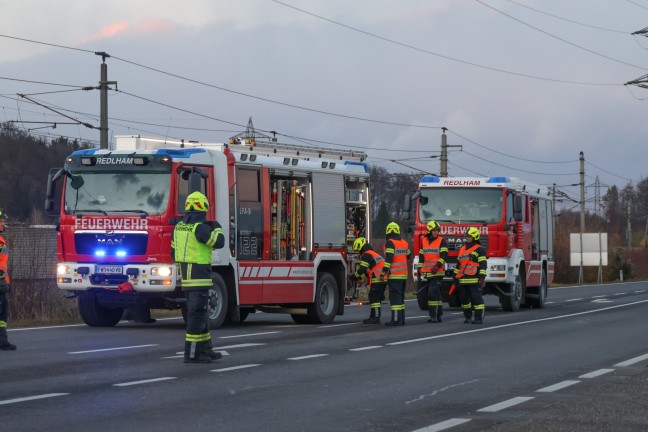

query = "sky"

[{"left": 1, "top": 0, "right": 648, "bottom": 213}]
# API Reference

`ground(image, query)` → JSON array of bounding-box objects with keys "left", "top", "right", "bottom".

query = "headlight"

[
  {"left": 151, "top": 266, "right": 172, "bottom": 277},
  {"left": 57, "top": 264, "right": 70, "bottom": 275},
  {"left": 490, "top": 264, "right": 506, "bottom": 272}
]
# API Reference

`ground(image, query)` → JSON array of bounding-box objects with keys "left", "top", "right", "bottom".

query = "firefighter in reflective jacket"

[
  {"left": 171, "top": 192, "right": 225, "bottom": 363},
  {"left": 0, "top": 209, "right": 16, "bottom": 351},
  {"left": 453, "top": 227, "right": 487, "bottom": 324},
  {"left": 350, "top": 237, "right": 386, "bottom": 324},
  {"left": 381, "top": 222, "right": 411, "bottom": 327},
  {"left": 417, "top": 220, "right": 448, "bottom": 323}
]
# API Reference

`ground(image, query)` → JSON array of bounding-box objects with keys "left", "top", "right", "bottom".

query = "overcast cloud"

[{"left": 1, "top": 0, "right": 647, "bottom": 210}]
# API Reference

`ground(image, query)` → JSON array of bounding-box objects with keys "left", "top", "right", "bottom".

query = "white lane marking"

[
  {"left": 218, "top": 343, "right": 265, "bottom": 349},
  {"left": 580, "top": 368, "right": 614, "bottom": 379},
  {"left": 211, "top": 364, "right": 262, "bottom": 372},
  {"left": 349, "top": 346, "right": 382, "bottom": 351},
  {"left": 591, "top": 295, "right": 607, "bottom": 298},
  {"left": 614, "top": 293, "right": 627, "bottom": 296},
  {"left": 69, "top": 344, "right": 157, "bottom": 354},
  {"left": 536, "top": 380, "right": 580, "bottom": 393},
  {"left": 477, "top": 396, "right": 534, "bottom": 412},
  {"left": 172, "top": 343, "right": 264, "bottom": 355},
  {"left": 287, "top": 354, "right": 329, "bottom": 361},
  {"left": 615, "top": 353, "right": 648, "bottom": 367},
  {"left": 565, "top": 298, "right": 582, "bottom": 302},
  {"left": 319, "top": 322, "right": 358, "bottom": 328},
  {"left": 386, "top": 299, "right": 648, "bottom": 346},
  {"left": 113, "top": 377, "right": 177, "bottom": 387},
  {"left": 0, "top": 393, "right": 68, "bottom": 406},
  {"left": 545, "top": 301, "right": 555, "bottom": 304},
  {"left": 635, "top": 290, "right": 646, "bottom": 293},
  {"left": 411, "top": 418, "right": 471, "bottom": 431},
  {"left": 219, "top": 331, "right": 280, "bottom": 339},
  {"left": 591, "top": 299, "right": 613, "bottom": 303}
]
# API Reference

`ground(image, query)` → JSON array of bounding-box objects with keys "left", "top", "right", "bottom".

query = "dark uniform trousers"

[
  {"left": 459, "top": 284, "right": 485, "bottom": 322},
  {"left": 185, "top": 289, "right": 211, "bottom": 359},
  {"left": 425, "top": 276, "right": 444, "bottom": 321}
]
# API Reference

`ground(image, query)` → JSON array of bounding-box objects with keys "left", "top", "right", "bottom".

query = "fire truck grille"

[
  {"left": 445, "top": 235, "right": 489, "bottom": 252},
  {"left": 75, "top": 232, "right": 148, "bottom": 255}
]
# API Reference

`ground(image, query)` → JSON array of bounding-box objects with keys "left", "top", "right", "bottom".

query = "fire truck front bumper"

[
  {"left": 485, "top": 258, "right": 512, "bottom": 283},
  {"left": 56, "top": 262, "right": 177, "bottom": 292}
]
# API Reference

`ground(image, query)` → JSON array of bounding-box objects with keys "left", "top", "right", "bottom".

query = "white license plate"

[
  {"left": 446, "top": 263, "right": 456, "bottom": 270},
  {"left": 96, "top": 265, "right": 123, "bottom": 274}
]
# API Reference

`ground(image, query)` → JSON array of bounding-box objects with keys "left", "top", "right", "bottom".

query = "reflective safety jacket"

[
  {"left": 383, "top": 236, "right": 411, "bottom": 280},
  {"left": 417, "top": 235, "right": 448, "bottom": 278},
  {"left": 171, "top": 212, "right": 224, "bottom": 290},
  {"left": 454, "top": 242, "right": 486, "bottom": 285},
  {"left": 0, "top": 235, "right": 9, "bottom": 284},
  {"left": 354, "top": 247, "right": 385, "bottom": 284}
]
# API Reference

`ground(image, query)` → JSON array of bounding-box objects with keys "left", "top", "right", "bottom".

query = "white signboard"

[{"left": 570, "top": 233, "right": 608, "bottom": 266}]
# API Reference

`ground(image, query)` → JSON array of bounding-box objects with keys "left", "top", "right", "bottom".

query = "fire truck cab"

[
  {"left": 46, "top": 135, "right": 370, "bottom": 327},
  {"left": 405, "top": 176, "right": 554, "bottom": 311}
]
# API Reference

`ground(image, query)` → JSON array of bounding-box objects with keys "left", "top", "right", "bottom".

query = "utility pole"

[
  {"left": 439, "top": 128, "right": 462, "bottom": 177},
  {"left": 627, "top": 200, "right": 632, "bottom": 249},
  {"left": 96, "top": 52, "right": 116, "bottom": 149},
  {"left": 579, "top": 151, "right": 585, "bottom": 284}
]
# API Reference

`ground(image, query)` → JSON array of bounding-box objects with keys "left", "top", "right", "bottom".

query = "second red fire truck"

[{"left": 405, "top": 176, "right": 555, "bottom": 311}]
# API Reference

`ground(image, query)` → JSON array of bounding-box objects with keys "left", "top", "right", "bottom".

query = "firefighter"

[
  {"left": 453, "top": 227, "right": 487, "bottom": 324},
  {"left": 171, "top": 192, "right": 225, "bottom": 363},
  {"left": 417, "top": 220, "right": 448, "bottom": 323},
  {"left": 381, "top": 222, "right": 411, "bottom": 326},
  {"left": 349, "top": 237, "right": 386, "bottom": 324},
  {"left": 0, "top": 209, "right": 16, "bottom": 351}
]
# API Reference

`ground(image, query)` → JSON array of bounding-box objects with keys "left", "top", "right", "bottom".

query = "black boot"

[
  {"left": 0, "top": 328, "right": 16, "bottom": 351},
  {"left": 437, "top": 305, "right": 443, "bottom": 323},
  {"left": 201, "top": 341, "right": 223, "bottom": 360},
  {"left": 385, "top": 310, "right": 402, "bottom": 327},
  {"left": 472, "top": 309, "right": 484, "bottom": 324},
  {"left": 363, "top": 307, "right": 381, "bottom": 324},
  {"left": 184, "top": 341, "right": 212, "bottom": 363},
  {"left": 463, "top": 309, "right": 472, "bottom": 324},
  {"left": 427, "top": 306, "right": 438, "bottom": 323},
  {"left": 401, "top": 308, "right": 406, "bottom": 326}
]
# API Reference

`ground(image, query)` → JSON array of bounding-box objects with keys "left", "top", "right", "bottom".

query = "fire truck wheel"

[
  {"left": 501, "top": 271, "right": 524, "bottom": 312},
  {"left": 306, "top": 272, "right": 339, "bottom": 324},
  {"left": 207, "top": 273, "right": 229, "bottom": 329},
  {"left": 77, "top": 292, "right": 124, "bottom": 327},
  {"left": 528, "top": 269, "right": 547, "bottom": 309}
]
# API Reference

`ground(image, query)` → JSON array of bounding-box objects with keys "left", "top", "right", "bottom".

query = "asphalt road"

[{"left": 1, "top": 281, "right": 647, "bottom": 432}]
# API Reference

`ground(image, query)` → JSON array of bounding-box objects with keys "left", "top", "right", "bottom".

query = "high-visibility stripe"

[
  {"left": 181, "top": 279, "right": 213, "bottom": 287},
  {"left": 0, "top": 320, "right": 6, "bottom": 328},
  {"left": 186, "top": 333, "right": 211, "bottom": 343},
  {"left": 370, "top": 302, "right": 381, "bottom": 309}
]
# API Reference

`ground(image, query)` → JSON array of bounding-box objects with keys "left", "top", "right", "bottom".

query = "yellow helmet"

[
  {"left": 386, "top": 222, "right": 400, "bottom": 235},
  {"left": 185, "top": 191, "right": 209, "bottom": 212},
  {"left": 466, "top": 227, "right": 480, "bottom": 241},
  {"left": 352, "top": 237, "right": 367, "bottom": 252},
  {"left": 426, "top": 220, "right": 440, "bottom": 233}
]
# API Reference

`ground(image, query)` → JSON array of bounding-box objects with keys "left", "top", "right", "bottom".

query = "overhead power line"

[
  {"left": 476, "top": 0, "right": 648, "bottom": 70},
  {"left": 270, "top": 0, "right": 619, "bottom": 85},
  {"left": 503, "top": 0, "right": 629, "bottom": 34}
]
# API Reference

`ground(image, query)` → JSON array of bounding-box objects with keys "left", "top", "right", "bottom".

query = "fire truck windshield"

[
  {"left": 64, "top": 171, "right": 171, "bottom": 215},
  {"left": 419, "top": 187, "right": 503, "bottom": 224}
]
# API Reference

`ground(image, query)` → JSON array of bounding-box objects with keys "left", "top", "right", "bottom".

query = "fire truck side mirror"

[
  {"left": 44, "top": 167, "right": 64, "bottom": 217},
  {"left": 188, "top": 172, "right": 202, "bottom": 194},
  {"left": 403, "top": 193, "right": 412, "bottom": 213},
  {"left": 513, "top": 194, "right": 523, "bottom": 222}
]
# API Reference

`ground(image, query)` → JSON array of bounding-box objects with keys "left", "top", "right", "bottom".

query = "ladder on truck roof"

[{"left": 227, "top": 139, "right": 367, "bottom": 162}]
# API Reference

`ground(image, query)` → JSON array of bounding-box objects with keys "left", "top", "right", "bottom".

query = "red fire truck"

[
  {"left": 405, "top": 176, "right": 554, "bottom": 311},
  {"left": 46, "top": 135, "right": 370, "bottom": 327}
]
